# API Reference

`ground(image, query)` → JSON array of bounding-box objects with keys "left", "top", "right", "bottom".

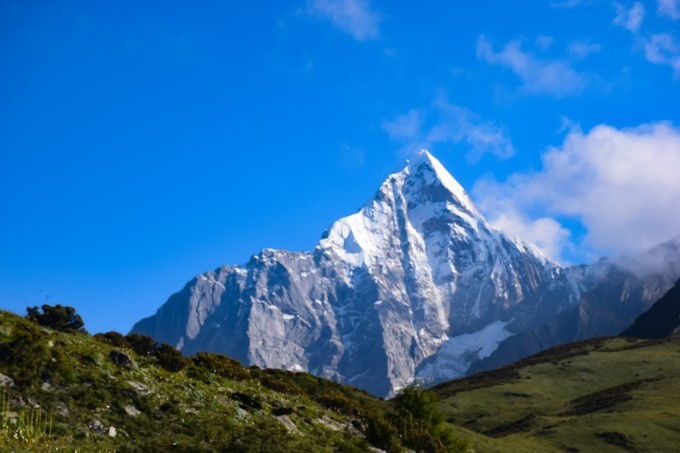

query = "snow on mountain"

[
  {"left": 415, "top": 320, "right": 514, "bottom": 384},
  {"left": 131, "top": 150, "right": 676, "bottom": 397}
]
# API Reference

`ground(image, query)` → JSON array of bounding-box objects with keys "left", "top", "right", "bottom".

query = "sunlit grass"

[{"left": 1, "top": 387, "right": 52, "bottom": 449}]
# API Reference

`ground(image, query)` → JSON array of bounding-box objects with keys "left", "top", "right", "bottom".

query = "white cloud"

[
  {"left": 383, "top": 97, "right": 514, "bottom": 162},
  {"left": 644, "top": 33, "right": 680, "bottom": 75},
  {"left": 550, "top": 0, "right": 585, "bottom": 8},
  {"left": 306, "top": 0, "right": 380, "bottom": 41},
  {"left": 611, "top": 2, "right": 680, "bottom": 76},
  {"left": 658, "top": 0, "right": 680, "bottom": 20},
  {"left": 613, "top": 2, "right": 645, "bottom": 33},
  {"left": 473, "top": 122, "right": 680, "bottom": 260},
  {"left": 567, "top": 40, "right": 602, "bottom": 59},
  {"left": 475, "top": 186, "right": 573, "bottom": 262},
  {"left": 382, "top": 109, "right": 421, "bottom": 140},
  {"left": 476, "top": 36, "right": 589, "bottom": 97}
]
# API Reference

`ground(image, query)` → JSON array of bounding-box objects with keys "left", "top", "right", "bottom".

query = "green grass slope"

[
  {"left": 434, "top": 336, "right": 680, "bottom": 452},
  {"left": 0, "top": 309, "right": 467, "bottom": 452}
]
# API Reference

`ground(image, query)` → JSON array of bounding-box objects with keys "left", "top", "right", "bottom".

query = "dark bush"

[
  {"left": 125, "top": 333, "right": 158, "bottom": 357},
  {"left": 155, "top": 343, "right": 189, "bottom": 372},
  {"left": 317, "top": 391, "right": 361, "bottom": 415},
  {"left": 230, "top": 392, "right": 263, "bottom": 410},
  {"left": 394, "top": 386, "right": 443, "bottom": 427},
  {"left": 271, "top": 405, "right": 294, "bottom": 416},
  {"left": 26, "top": 304, "right": 86, "bottom": 333},
  {"left": 365, "top": 415, "right": 400, "bottom": 452},
  {"left": 191, "top": 353, "right": 250, "bottom": 380},
  {"left": 259, "top": 375, "right": 303, "bottom": 395},
  {"left": 185, "top": 364, "right": 214, "bottom": 384},
  {"left": 392, "top": 386, "right": 469, "bottom": 453},
  {"left": 94, "top": 331, "right": 128, "bottom": 348}
]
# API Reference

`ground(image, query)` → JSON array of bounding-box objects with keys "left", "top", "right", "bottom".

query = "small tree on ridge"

[{"left": 26, "top": 304, "right": 86, "bottom": 333}]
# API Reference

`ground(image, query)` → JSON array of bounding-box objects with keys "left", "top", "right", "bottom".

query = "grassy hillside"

[
  {"left": 3, "top": 305, "right": 678, "bottom": 452},
  {"left": 0, "top": 308, "right": 466, "bottom": 452},
  {"left": 434, "top": 336, "right": 680, "bottom": 452}
]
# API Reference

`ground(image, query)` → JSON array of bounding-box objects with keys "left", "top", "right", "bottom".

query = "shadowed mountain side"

[{"left": 622, "top": 278, "right": 680, "bottom": 338}]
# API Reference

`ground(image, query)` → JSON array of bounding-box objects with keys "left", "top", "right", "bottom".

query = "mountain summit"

[{"left": 131, "top": 151, "right": 676, "bottom": 397}]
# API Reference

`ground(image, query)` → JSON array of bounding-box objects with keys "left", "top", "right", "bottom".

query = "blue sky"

[{"left": 2, "top": 0, "right": 679, "bottom": 334}]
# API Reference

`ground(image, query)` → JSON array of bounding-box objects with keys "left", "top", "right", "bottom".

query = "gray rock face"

[
  {"left": 467, "top": 237, "right": 680, "bottom": 375},
  {"left": 131, "top": 151, "right": 679, "bottom": 396},
  {"left": 0, "top": 372, "right": 14, "bottom": 388},
  {"left": 109, "top": 350, "right": 136, "bottom": 370}
]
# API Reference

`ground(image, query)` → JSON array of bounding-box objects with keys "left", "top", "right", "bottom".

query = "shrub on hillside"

[
  {"left": 393, "top": 386, "right": 470, "bottom": 453},
  {"left": 365, "top": 415, "right": 400, "bottom": 452},
  {"left": 124, "top": 333, "right": 158, "bottom": 357},
  {"left": 259, "top": 374, "right": 303, "bottom": 395},
  {"left": 394, "top": 386, "right": 442, "bottom": 427},
  {"left": 155, "top": 343, "right": 190, "bottom": 372},
  {"left": 96, "top": 331, "right": 188, "bottom": 372},
  {"left": 191, "top": 353, "right": 250, "bottom": 380},
  {"left": 94, "top": 331, "right": 128, "bottom": 348},
  {"left": 26, "top": 304, "right": 86, "bottom": 333},
  {"left": 317, "top": 391, "right": 362, "bottom": 416}
]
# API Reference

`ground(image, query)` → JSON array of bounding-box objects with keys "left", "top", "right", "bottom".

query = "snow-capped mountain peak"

[
  {"left": 403, "top": 149, "right": 479, "bottom": 216},
  {"left": 321, "top": 149, "right": 489, "bottom": 270},
  {"left": 132, "top": 151, "right": 588, "bottom": 397}
]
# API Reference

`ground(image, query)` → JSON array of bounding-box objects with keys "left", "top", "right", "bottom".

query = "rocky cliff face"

[
  {"left": 131, "top": 151, "right": 679, "bottom": 396},
  {"left": 467, "top": 236, "right": 680, "bottom": 375}
]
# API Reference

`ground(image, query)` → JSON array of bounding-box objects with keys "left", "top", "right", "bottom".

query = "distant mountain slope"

[
  {"left": 466, "top": 236, "right": 680, "bottom": 376},
  {"left": 622, "top": 278, "right": 680, "bottom": 338},
  {"left": 434, "top": 335, "right": 680, "bottom": 452}
]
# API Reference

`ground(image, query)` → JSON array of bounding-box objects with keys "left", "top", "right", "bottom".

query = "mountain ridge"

[
  {"left": 132, "top": 151, "right": 679, "bottom": 397},
  {"left": 622, "top": 277, "right": 680, "bottom": 338}
]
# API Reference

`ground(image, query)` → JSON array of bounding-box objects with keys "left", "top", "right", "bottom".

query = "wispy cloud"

[
  {"left": 382, "top": 109, "right": 422, "bottom": 140},
  {"left": 657, "top": 0, "right": 680, "bottom": 20},
  {"left": 613, "top": 2, "right": 645, "bottom": 32},
  {"left": 476, "top": 36, "right": 589, "bottom": 97},
  {"left": 612, "top": 1, "right": 680, "bottom": 75},
  {"left": 474, "top": 122, "right": 680, "bottom": 261},
  {"left": 535, "top": 35, "right": 554, "bottom": 50},
  {"left": 550, "top": 0, "right": 585, "bottom": 8},
  {"left": 306, "top": 0, "right": 381, "bottom": 41},
  {"left": 644, "top": 33, "right": 680, "bottom": 76},
  {"left": 383, "top": 98, "right": 514, "bottom": 162},
  {"left": 567, "top": 40, "right": 602, "bottom": 59},
  {"left": 474, "top": 189, "right": 573, "bottom": 262}
]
